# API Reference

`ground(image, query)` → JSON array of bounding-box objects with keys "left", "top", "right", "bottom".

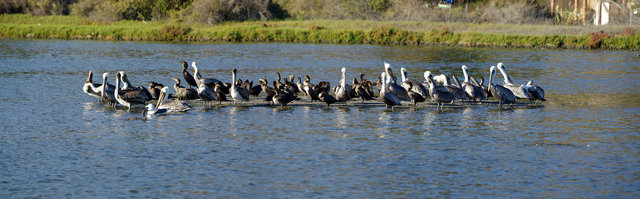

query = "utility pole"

[
  {"left": 574, "top": 0, "right": 578, "bottom": 22},
  {"left": 582, "top": 0, "right": 587, "bottom": 25},
  {"left": 598, "top": 0, "right": 602, "bottom": 25}
]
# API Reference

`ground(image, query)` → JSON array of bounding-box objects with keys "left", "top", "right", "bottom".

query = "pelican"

[
  {"left": 384, "top": 62, "right": 410, "bottom": 101},
  {"left": 426, "top": 76, "right": 457, "bottom": 108},
  {"left": 171, "top": 78, "right": 199, "bottom": 100},
  {"left": 525, "top": 80, "right": 546, "bottom": 102},
  {"left": 447, "top": 75, "right": 468, "bottom": 101},
  {"left": 156, "top": 86, "right": 192, "bottom": 112},
  {"left": 400, "top": 67, "right": 429, "bottom": 98},
  {"left": 181, "top": 61, "right": 198, "bottom": 89},
  {"left": 489, "top": 66, "right": 517, "bottom": 107},
  {"left": 100, "top": 72, "right": 117, "bottom": 107},
  {"left": 335, "top": 67, "right": 352, "bottom": 102},
  {"left": 196, "top": 79, "right": 218, "bottom": 105},
  {"left": 83, "top": 71, "right": 102, "bottom": 99},
  {"left": 423, "top": 71, "right": 449, "bottom": 97},
  {"left": 114, "top": 72, "right": 147, "bottom": 110},
  {"left": 461, "top": 65, "right": 486, "bottom": 102},
  {"left": 230, "top": 68, "right": 249, "bottom": 104},
  {"left": 145, "top": 104, "right": 167, "bottom": 115},
  {"left": 496, "top": 63, "right": 530, "bottom": 100},
  {"left": 380, "top": 72, "right": 402, "bottom": 109},
  {"left": 192, "top": 62, "right": 221, "bottom": 87}
]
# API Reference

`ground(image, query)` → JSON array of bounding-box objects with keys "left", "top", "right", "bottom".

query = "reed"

[{"left": 1, "top": 14, "right": 638, "bottom": 50}]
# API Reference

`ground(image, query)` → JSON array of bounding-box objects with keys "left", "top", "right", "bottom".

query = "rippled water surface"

[{"left": 1, "top": 39, "right": 639, "bottom": 198}]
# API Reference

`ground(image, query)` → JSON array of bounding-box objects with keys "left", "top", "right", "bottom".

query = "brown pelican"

[
  {"left": 192, "top": 62, "right": 221, "bottom": 87},
  {"left": 114, "top": 72, "right": 147, "bottom": 110},
  {"left": 489, "top": 66, "right": 517, "bottom": 107},
  {"left": 525, "top": 80, "right": 546, "bottom": 102},
  {"left": 423, "top": 71, "right": 448, "bottom": 98},
  {"left": 496, "top": 63, "right": 530, "bottom": 100},
  {"left": 156, "top": 86, "right": 192, "bottom": 112},
  {"left": 406, "top": 81, "right": 425, "bottom": 107},
  {"left": 400, "top": 67, "right": 429, "bottom": 99},
  {"left": 461, "top": 65, "right": 486, "bottom": 102},
  {"left": 384, "top": 62, "right": 410, "bottom": 101},
  {"left": 447, "top": 75, "right": 469, "bottom": 101},
  {"left": 380, "top": 72, "right": 402, "bottom": 109},
  {"left": 181, "top": 61, "right": 198, "bottom": 89},
  {"left": 335, "top": 67, "right": 352, "bottom": 102},
  {"left": 100, "top": 72, "right": 117, "bottom": 107},
  {"left": 426, "top": 76, "right": 457, "bottom": 107},
  {"left": 196, "top": 79, "right": 218, "bottom": 105},
  {"left": 171, "top": 78, "right": 199, "bottom": 100},
  {"left": 318, "top": 91, "right": 338, "bottom": 107},
  {"left": 145, "top": 104, "right": 168, "bottom": 115},
  {"left": 83, "top": 71, "right": 102, "bottom": 99},
  {"left": 230, "top": 68, "right": 249, "bottom": 104}
]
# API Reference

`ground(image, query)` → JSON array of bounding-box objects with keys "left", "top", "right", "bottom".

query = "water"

[{"left": 0, "top": 39, "right": 639, "bottom": 198}]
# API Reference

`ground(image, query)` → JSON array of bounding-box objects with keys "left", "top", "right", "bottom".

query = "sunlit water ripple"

[{"left": 0, "top": 39, "right": 638, "bottom": 198}]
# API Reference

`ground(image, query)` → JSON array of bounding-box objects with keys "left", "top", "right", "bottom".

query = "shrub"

[
  {"left": 191, "top": 0, "right": 271, "bottom": 25},
  {"left": 587, "top": 31, "right": 612, "bottom": 49},
  {"left": 157, "top": 23, "right": 191, "bottom": 40}
]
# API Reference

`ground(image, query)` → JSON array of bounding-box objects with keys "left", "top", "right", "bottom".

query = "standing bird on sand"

[
  {"left": 335, "top": 67, "right": 352, "bottom": 102},
  {"left": 496, "top": 63, "right": 530, "bottom": 100},
  {"left": 114, "top": 72, "right": 147, "bottom": 110},
  {"left": 214, "top": 82, "right": 229, "bottom": 104},
  {"left": 196, "top": 79, "right": 218, "bottom": 105},
  {"left": 380, "top": 72, "right": 402, "bottom": 109},
  {"left": 230, "top": 68, "right": 249, "bottom": 104},
  {"left": 384, "top": 62, "right": 410, "bottom": 101},
  {"left": 426, "top": 77, "right": 457, "bottom": 108},
  {"left": 488, "top": 66, "right": 517, "bottom": 107},
  {"left": 156, "top": 87, "right": 192, "bottom": 112},
  {"left": 400, "top": 67, "right": 428, "bottom": 98},
  {"left": 192, "top": 62, "right": 222, "bottom": 87},
  {"left": 525, "top": 80, "right": 546, "bottom": 102},
  {"left": 181, "top": 61, "right": 198, "bottom": 89},
  {"left": 461, "top": 65, "right": 486, "bottom": 102}
]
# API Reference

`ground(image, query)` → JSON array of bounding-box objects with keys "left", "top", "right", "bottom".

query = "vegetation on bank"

[{"left": 1, "top": 14, "right": 639, "bottom": 50}]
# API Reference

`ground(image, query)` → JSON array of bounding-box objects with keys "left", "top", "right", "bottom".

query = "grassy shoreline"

[{"left": 1, "top": 14, "right": 638, "bottom": 50}]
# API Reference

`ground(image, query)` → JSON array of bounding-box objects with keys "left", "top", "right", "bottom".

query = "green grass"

[{"left": 1, "top": 14, "right": 638, "bottom": 50}]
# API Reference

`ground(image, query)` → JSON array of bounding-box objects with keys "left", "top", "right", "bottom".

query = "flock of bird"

[{"left": 83, "top": 61, "right": 545, "bottom": 119}]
